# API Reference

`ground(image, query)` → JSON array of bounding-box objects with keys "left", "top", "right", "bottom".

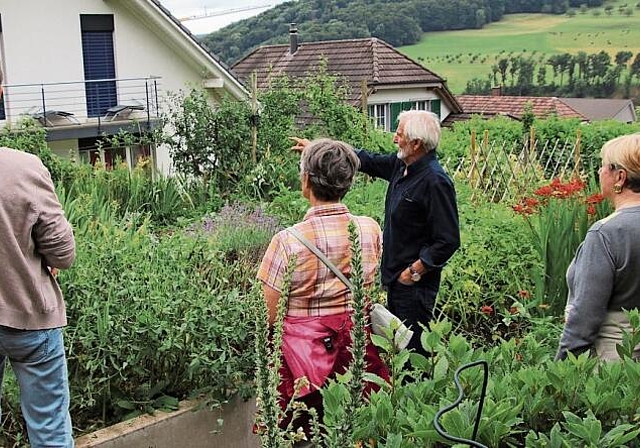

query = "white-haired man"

[{"left": 293, "top": 110, "right": 460, "bottom": 357}]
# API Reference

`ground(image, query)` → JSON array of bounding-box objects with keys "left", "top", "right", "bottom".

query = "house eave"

[{"left": 106, "top": 0, "right": 249, "bottom": 100}]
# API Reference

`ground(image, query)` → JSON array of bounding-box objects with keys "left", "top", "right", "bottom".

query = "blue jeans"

[
  {"left": 0, "top": 326, "right": 73, "bottom": 448},
  {"left": 387, "top": 282, "right": 437, "bottom": 357}
]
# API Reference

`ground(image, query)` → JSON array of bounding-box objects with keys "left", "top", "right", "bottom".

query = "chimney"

[
  {"left": 491, "top": 85, "right": 502, "bottom": 97},
  {"left": 289, "top": 23, "right": 298, "bottom": 55}
]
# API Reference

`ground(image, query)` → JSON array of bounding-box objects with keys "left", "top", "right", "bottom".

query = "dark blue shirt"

[{"left": 357, "top": 150, "right": 460, "bottom": 288}]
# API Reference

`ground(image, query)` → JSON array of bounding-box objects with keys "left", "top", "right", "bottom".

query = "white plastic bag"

[{"left": 370, "top": 303, "right": 414, "bottom": 351}]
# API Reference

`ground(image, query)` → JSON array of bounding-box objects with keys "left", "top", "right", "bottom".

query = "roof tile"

[{"left": 456, "top": 95, "right": 586, "bottom": 120}]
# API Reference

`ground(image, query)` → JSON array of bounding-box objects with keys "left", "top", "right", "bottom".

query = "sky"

[{"left": 160, "top": 0, "right": 290, "bottom": 35}]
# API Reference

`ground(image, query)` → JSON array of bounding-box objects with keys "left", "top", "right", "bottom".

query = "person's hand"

[
  {"left": 397, "top": 268, "right": 413, "bottom": 285},
  {"left": 290, "top": 137, "right": 310, "bottom": 153}
]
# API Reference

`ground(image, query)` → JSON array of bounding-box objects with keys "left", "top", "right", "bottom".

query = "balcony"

[{"left": 0, "top": 76, "right": 163, "bottom": 141}]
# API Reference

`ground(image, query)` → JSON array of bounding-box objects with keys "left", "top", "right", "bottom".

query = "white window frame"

[{"left": 368, "top": 104, "right": 387, "bottom": 130}]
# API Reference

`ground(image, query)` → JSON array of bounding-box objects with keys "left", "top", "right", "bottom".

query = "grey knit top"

[{"left": 557, "top": 205, "right": 640, "bottom": 360}]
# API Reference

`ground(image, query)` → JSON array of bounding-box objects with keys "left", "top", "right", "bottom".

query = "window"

[
  {"left": 414, "top": 101, "right": 428, "bottom": 110},
  {"left": 78, "top": 135, "right": 150, "bottom": 170},
  {"left": 368, "top": 104, "right": 387, "bottom": 130},
  {"left": 81, "top": 15, "right": 117, "bottom": 117},
  {"left": 389, "top": 99, "right": 443, "bottom": 131}
]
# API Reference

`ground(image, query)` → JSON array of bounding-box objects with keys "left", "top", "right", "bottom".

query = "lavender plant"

[{"left": 188, "top": 202, "right": 281, "bottom": 262}]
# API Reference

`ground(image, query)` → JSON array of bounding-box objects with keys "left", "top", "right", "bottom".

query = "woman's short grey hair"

[
  {"left": 300, "top": 138, "right": 360, "bottom": 201},
  {"left": 397, "top": 110, "right": 441, "bottom": 152}
]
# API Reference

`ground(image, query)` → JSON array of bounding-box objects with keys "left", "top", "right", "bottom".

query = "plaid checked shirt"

[{"left": 257, "top": 203, "right": 382, "bottom": 317}]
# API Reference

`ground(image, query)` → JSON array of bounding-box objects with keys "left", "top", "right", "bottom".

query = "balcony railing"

[{"left": 0, "top": 76, "right": 163, "bottom": 131}]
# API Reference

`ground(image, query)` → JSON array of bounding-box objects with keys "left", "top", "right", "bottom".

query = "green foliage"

[
  {"left": 343, "top": 319, "right": 640, "bottom": 446},
  {"left": 59, "top": 161, "right": 194, "bottom": 229},
  {"left": 0, "top": 118, "right": 77, "bottom": 184},
  {"left": 164, "top": 89, "right": 253, "bottom": 193},
  {"left": 202, "top": 0, "right": 569, "bottom": 65},
  {"left": 512, "top": 178, "right": 612, "bottom": 313},
  {"left": 62, "top": 220, "right": 257, "bottom": 428},
  {"left": 438, "top": 184, "right": 540, "bottom": 340}
]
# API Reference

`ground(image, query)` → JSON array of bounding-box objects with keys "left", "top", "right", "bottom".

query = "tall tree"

[
  {"left": 615, "top": 51, "right": 633, "bottom": 67},
  {"left": 631, "top": 53, "right": 640, "bottom": 79},
  {"left": 498, "top": 58, "right": 509, "bottom": 86}
]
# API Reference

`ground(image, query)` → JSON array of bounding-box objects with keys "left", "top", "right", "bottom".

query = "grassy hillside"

[{"left": 400, "top": 2, "right": 640, "bottom": 93}]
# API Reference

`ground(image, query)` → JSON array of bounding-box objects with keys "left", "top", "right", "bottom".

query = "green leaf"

[
  {"left": 433, "top": 356, "right": 450, "bottom": 380},
  {"left": 116, "top": 400, "right": 137, "bottom": 410}
]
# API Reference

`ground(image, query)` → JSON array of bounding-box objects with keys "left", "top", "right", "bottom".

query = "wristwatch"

[{"left": 409, "top": 265, "right": 422, "bottom": 282}]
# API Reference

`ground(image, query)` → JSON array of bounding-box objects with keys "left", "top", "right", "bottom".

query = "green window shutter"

[
  {"left": 390, "top": 103, "right": 403, "bottom": 131},
  {"left": 430, "top": 99, "right": 441, "bottom": 119},
  {"left": 390, "top": 102, "right": 414, "bottom": 131}
]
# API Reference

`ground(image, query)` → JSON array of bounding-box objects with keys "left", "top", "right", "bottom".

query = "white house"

[
  {"left": 232, "top": 25, "right": 462, "bottom": 132},
  {"left": 0, "top": 0, "right": 247, "bottom": 174}
]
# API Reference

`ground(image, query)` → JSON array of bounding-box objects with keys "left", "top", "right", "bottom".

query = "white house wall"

[
  {"left": 368, "top": 87, "right": 452, "bottom": 120},
  {"left": 0, "top": 0, "right": 243, "bottom": 175}
]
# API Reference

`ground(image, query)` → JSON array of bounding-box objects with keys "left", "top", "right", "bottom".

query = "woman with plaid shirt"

[{"left": 257, "top": 138, "right": 389, "bottom": 439}]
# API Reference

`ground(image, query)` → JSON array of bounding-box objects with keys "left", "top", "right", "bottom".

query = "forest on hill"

[{"left": 202, "top": 0, "right": 605, "bottom": 64}]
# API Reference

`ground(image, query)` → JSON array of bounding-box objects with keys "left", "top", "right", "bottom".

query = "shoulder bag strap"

[{"left": 286, "top": 227, "right": 354, "bottom": 291}]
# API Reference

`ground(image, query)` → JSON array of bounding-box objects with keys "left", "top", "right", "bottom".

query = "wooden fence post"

[
  {"left": 574, "top": 128, "right": 582, "bottom": 179},
  {"left": 251, "top": 73, "right": 258, "bottom": 164},
  {"left": 470, "top": 129, "right": 478, "bottom": 188},
  {"left": 361, "top": 79, "right": 369, "bottom": 142}
]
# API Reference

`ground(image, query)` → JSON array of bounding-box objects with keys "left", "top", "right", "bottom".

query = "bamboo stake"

[
  {"left": 574, "top": 128, "right": 582, "bottom": 179},
  {"left": 251, "top": 73, "right": 258, "bottom": 164}
]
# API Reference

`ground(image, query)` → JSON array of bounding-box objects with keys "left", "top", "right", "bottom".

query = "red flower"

[
  {"left": 586, "top": 205, "right": 597, "bottom": 216},
  {"left": 586, "top": 193, "right": 605, "bottom": 205},
  {"left": 518, "top": 290, "right": 531, "bottom": 299},
  {"left": 534, "top": 185, "right": 554, "bottom": 197},
  {"left": 480, "top": 305, "right": 494, "bottom": 315},
  {"left": 525, "top": 197, "right": 539, "bottom": 208},
  {"left": 512, "top": 197, "right": 538, "bottom": 215},
  {"left": 535, "top": 178, "right": 585, "bottom": 199},
  {"left": 509, "top": 306, "right": 519, "bottom": 315}
]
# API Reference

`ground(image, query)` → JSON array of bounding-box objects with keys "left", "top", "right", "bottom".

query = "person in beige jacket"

[{"left": 0, "top": 65, "right": 76, "bottom": 447}]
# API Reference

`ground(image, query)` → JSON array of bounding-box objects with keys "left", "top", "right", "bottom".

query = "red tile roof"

[
  {"left": 456, "top": 95, "right": 586, "bottom": 120},
  {"left": 232, "top": 37, "right": 460, "bottom": 111}
]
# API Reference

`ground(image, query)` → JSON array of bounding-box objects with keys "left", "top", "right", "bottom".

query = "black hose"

[{"left": 433, "top": 360, "right": 489, "bottom": 448}]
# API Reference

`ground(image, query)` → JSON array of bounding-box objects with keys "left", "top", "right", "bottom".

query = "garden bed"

[{"left": 75, "top": 397, "right": 259, "bottom": 448}]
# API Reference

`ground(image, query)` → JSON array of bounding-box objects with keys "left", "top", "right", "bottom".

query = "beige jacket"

[{"left": 0, "top": 147, "right": 75, "bottom": 329}]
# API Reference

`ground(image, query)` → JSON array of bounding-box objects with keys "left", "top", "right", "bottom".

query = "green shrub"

[
  {"left": 61, "top": 219, "right": 257, "bottom": 431},
  {"left": 438, "top": 184, "right": 540, "bottom": 341}
]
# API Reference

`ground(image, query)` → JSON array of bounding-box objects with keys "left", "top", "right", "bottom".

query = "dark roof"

[
  {"left": 232, "top": 37, "right": 461, "bottom": 112},
  {"left": 560, "top": 97, "right": 636, "bottom": 122},
  {"left": 456, "top": 95, "right": 586, "bottom": 121},
  {"left": 441, "top": 111, "right": 520, "bottom": 128}
]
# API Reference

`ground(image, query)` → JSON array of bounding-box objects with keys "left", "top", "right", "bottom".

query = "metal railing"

[{"left": 0, "top": 76, "right": 163, "bottom": 129}]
